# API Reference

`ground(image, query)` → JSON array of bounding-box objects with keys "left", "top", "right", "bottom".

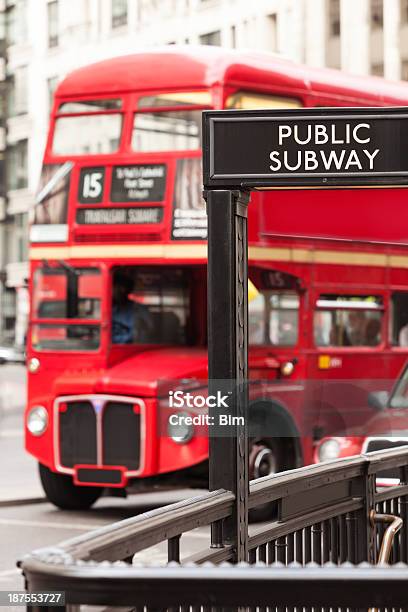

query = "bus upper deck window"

[
  {"left": 132, "top": 91, "right": 210, "bottom": 153},
  {"left": 58, "top": 99, "right": 122, "bottom": 113},
  {"left": 132, "top": 111, "right": 202, "bottom": 152},
  {"left": 314, "top": 295, "right": 383, "bottom": 347},
  {"left": 226, "top": 91, "right": 302, "bottom": 110},
  {"left": 52, "top": 99, "right": 122, "bottom": 156},
  {"left": 137, "top": 92, "right": 211, "bottom": 109}
]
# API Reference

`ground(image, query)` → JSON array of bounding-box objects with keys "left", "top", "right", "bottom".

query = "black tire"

[
  {"left": 248, "top": 438, "right": 282, "bottom": 523},
  {"left": 39, "top": 463, "right": 103, "bottom": 510}
]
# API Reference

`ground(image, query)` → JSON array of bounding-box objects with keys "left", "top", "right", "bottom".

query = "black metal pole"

[{"left": 205, "top": 188, "right": 250, "bottom": 562}]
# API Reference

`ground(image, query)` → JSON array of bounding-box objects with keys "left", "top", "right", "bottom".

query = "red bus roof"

[{"left": 56, "top": 45, "right": 408, "bottom": 106}]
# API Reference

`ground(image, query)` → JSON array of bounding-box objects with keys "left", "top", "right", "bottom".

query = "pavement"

[{"left": 0, "top": 364, "right": 44, "bottom": 502}]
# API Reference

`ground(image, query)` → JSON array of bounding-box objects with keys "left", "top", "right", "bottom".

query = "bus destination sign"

[
  {"left": 111, "top": 164, "right": 166, "bottom": 202},
  {"left": 76, "top": 207, "right": 163, "bottom": 225},
  {"left": 203, "top": 107, "right": 408, "bottom": 189}
]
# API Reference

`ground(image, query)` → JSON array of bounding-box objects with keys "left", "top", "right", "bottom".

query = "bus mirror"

[{"left": 368, "top": 390, "right": 389, "bottom": 412}]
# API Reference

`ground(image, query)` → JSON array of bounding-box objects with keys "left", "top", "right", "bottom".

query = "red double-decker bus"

[{"left": 26, "top": 47, "right": 408, "bottom": 509}]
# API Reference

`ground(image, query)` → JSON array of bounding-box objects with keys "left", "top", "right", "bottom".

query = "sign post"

[
  {"left": 203, "top": 106, "right": 408, "bottom": 563},
  {"left": 204, "top": 188, "right": 249, "bottom": 561}
]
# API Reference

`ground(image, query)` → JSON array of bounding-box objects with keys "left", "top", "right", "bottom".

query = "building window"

[
  {"left": 231, "top": 25, "right": 236, "bottom": 48},
  {"left": 371, "top": 62, "right": 384, "bottom": 76},
  {"left": 112, "top": 0, "right": 127, "bottom": 28},
  {"left": 47, "top": 76, "right": 58, "bottom": 112},
  {"left": 6, "top": 0, "right": 27, "bottom": 46},
  {"left": 8, "top": 66, "right": 28, "bottom": 116},
  {"left": 370, "top": 0, "right": 383, "bottom": 29},
  {"left": 47, "top": 1, "right": 59, "bottom": 48},
  {"left": 1, "top": 288, "right": 16, "bottom": 341},
  {"left": 266, "top": 14, "right": 277, "bottom": 51},
  {"left": 7, "top": 139, "right": 28, "bottom": 190},
  {"left": 402, "top": 0, "right": 408, "bottom": 24},
  {"left": 15, "top": 213, "right": 28, "bottom": 262},
  {"left": 199, "top": 30, "right": 221, "bottom": 46},
  {"left": 0, "top": 11, "right": 5, "bottom": 42},
  {"left": 328, "top": 0, "right": 340, "bottom": 37}
]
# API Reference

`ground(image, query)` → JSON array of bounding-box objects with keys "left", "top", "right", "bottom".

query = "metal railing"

[
  {"left": 22, "top": 564, "right": 408, "bottom": 611},
  {"left": 21, "top": 446, "right": 408, "bottom": 610}
]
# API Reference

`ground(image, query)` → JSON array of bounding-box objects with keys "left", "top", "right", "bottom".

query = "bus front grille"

[
  {"left": 103, "top": 401, "right": 140, "bottom": 470},
  {"left": 58, "top": 397, "right": 141, "bottom": 472},
  {"left": 59, "top": 401, "right": 97, "bottom": 468}
]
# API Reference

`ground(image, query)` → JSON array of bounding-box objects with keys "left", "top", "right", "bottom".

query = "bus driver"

[{"left": 112, "top": 273, "right": 153, "bottom": 344}]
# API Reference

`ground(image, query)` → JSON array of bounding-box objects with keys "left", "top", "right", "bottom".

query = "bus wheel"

[
  {"left": 39, "top": 464, "right": 102, "bottom": 510},
  {"left": 248, "top": 439, "right": 280, "bottom": 522}
]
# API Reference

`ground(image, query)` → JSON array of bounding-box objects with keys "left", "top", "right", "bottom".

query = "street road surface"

[
  {"left": 0, "top": 493, "right": 209, "bottom": 594},
  {"left": 0, "top": 364, "right": 209, "bottom": 606}
]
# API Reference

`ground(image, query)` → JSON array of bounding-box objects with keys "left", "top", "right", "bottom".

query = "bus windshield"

[
  {"left": 132, "top": 91, "right": 211, "bottom": 152},
  {"left": 111, "top": 266, "right": 192, "bottom": 345},
  {"left": 132, "top": 110, "right": 202, "bottom": 152},
  {"left": 52, "top": 99, "right": 123, "bottom": 156},
  {"left": 31, "top": 265, "right": 102, "bottom": 351}
]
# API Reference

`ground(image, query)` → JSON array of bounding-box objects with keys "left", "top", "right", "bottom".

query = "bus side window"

[
  {"left": 391, "top": 292, "right": 408, "bottom": 346},
  {"left": 249, "top": 291, "right": 299, "bottom": 347},
  {"left": 314, "top": 295, "right": 383, "bottom": 347}
]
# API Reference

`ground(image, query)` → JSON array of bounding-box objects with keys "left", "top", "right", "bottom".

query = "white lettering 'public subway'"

[
  {"left": 278, "top": 123, "right": 371, "bottom": 146},
  {"left": 269, "top": 148, "right": 380, "bottom": 172}
]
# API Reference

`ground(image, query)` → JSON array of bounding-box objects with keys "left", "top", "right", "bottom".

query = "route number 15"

[{"left": 78, "top": 167, "right": 105, "bottom": 203}]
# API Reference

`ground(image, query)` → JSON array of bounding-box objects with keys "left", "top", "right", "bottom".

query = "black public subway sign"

[{"left": 202, "top": 107, "right": 408, "bottom": 189}]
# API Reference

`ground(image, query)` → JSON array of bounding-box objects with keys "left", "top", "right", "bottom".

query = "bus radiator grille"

[
  {"left": 102, "top": 401, "right": 140, "bottom": 470},
  {"left": 59, "top": 399, "right": 141, "bottom": 471},
  {"left": 59, "top": 401, "right": 97, "bottom": 468}
]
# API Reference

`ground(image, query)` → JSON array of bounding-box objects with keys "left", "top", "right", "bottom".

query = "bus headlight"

[
  {"left": 281, "top": 361, "right": 294, "bottom": 376},
  {"left": 167, "top": 412, "right": 194, "bottom": 444},
  {"left": 28, "top": 357, "right": 40, "bottom": 373},
  {"left": 317, "top": 438, "right": 341, "bottom": 462},
  {"left": 27, "top": 405, "right": 48, "bottom": 436}
]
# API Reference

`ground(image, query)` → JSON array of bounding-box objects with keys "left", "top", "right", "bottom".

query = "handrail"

[
  {"left": 369, "top": 511, "right": 403, "bottom": 612},
  {"left": 19, "top": 562, "right": 408, "bottom": 609},
  {"left": 28, "top": 488, "right": 235, "bottom": 563},
  {"left": 370, "top": 511, "right": 403, "bottom": 565},
  {"left": 20, "top": 447, "right": 408, "bottom": 610}
]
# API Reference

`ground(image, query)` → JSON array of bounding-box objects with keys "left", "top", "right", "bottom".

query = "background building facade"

[{"left": 0, "top": 0, "right": 406, "bottom": 343}]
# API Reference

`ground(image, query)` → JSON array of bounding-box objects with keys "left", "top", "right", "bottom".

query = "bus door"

[{"left": 309, "top": 290, "right": 387, "bottom": 437}]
